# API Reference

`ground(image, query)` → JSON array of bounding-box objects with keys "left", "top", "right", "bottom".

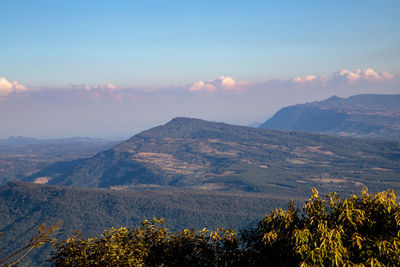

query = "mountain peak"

[
  {"left": 24, "top": 116, "right": 400, "bottom": 195},
  {"left": 259, "top": 93, "right": 400, "bottom": 140},
  {"left": 325, "top": 95, "right": 344, "bottom": 102},
  {"left": 135, "top": 117, "right": 231, "bottom": 140},
  {"left": 125, "top": 117, "right": 269, "bottom": 146},
  {"left": 166, "top": 117, "right": 205, "bottom": 126}
]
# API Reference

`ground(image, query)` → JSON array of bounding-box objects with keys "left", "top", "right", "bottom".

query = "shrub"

[{"left": 50, "top": 188, "right": 400, "bottom": 266}]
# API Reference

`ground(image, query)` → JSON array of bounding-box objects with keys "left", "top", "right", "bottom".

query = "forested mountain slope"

[
  {"left": 25, "top": 117, "right": 400, "bottom": 195},
  {"left": 259, "top": 94, "right": 400, "bottom": 140}
]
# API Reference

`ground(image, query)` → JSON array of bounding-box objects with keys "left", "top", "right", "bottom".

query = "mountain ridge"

[
  {"left": 24, "top": 117, "right": 400, "bottom": 195},
  {"left": 259, "top": 94, "right": 400, "bottom": 139}
]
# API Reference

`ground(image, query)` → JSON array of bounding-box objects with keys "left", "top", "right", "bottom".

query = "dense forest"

[
  {"left": 0, "top": 181, "right": 292, "bottom": 266},
  {"left": 2, "top": 187, "right": 400, "bottom": 266}
]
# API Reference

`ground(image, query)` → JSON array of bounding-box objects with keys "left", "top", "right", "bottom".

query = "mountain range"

[
  {"left": 0, "top": 137, "right": 117, "bottom": 185},
  {"left": 24, "top": 117, "right": 400, "bottom": 196},
  {"left": 2, "top": 94, "right": 400, "bottom": 265},
  {"left": 259, "top": 94, "right": 400, "bottom": 140}
]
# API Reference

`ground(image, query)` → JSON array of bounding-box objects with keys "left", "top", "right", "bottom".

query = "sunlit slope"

[{"left": 25, "top": 117, "right": 400, "bottom": 195}]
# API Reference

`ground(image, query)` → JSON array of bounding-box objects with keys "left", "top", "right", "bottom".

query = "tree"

[
  {"left": 50, "top": 188, "right": 400, "bottom": 266},
  {"left": 0, "top": 222, "right": 61, "bottom": 266},
  {"left": 245, "top": 188, "right": 400, "bottom": 266},
  {"left": 50, "top": 218, "right": 239, "bottom": 266}
]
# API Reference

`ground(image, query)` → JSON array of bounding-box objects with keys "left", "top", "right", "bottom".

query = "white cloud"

[
  {"left": 332, "top": 70, "right": 361, "bottom": 83},
  {"left": 188, "top": 76, "right": 242, "bottom": 93},
  {"left": 292, "top": 75, "right": 318, "bottom": 83},
  {"left": 0, "top": 77, "right": 28, "bottom": 96},
  {"left": 218, "top": 76, "right": 237, "bottom": 90},
  {"left": 85, "top": 83, "right": 118, "bottom": 91},
  {"left": 292, "top": 68, "right": 395, "bottom": 86},
  {"left": 189, "top": 81, "right": 217, "bottom": 92},
  {"left": 380, "top": 71, "right": 394, "bottom": 80},
  {"left": 75, "top": 83, "right": 144, "bottom": 103}
]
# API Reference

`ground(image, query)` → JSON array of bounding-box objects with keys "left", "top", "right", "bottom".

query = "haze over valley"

[{"left": 1, "top": 1, "right": 400, "bottom": 265}]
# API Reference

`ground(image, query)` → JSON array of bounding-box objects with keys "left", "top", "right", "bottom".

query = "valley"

[{"left": 0, "top": 137, "right": 117, "bottom": 185}]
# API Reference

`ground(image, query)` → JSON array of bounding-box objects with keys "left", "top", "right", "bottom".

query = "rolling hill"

[
  {"left": 259, "top": 94, "right": 400, "bottom": 140},
  {"left": 24, "top": 117, "right": 400, "bottom": 196}
]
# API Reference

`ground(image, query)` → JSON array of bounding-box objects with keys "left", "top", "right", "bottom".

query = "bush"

[
  {"left": 50, "top": 188, "right": 400, "bottom": 266},
  {"left": 244, "top": 188, "right": 400, "bottom": 266}
]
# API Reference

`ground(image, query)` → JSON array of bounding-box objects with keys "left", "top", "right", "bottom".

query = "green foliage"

[
  {"left": 244, "top": 187, "right": 400, "bottom": 266},
  {"left": 50, "top": 188, "right": 400, "bottom": 266},
  {"left": 51, "top": 218, "right": 239, "bottom": 267},
  {"left": 51, "top": 219, "right": 166, "bottom": 266},
  {"left": 0, "top": 181, "right": 288, "bottom": 266},
  {"left": 0, "top": 222, "right": 61, "bottom": 266}
]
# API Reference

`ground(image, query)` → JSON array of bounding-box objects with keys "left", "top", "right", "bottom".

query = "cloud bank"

[
  {"left": 183, "top": 68, "right": 397, "bottom": 95},
  {"left": 0, "top": 68, "right": 398, "bottom": 102},
  {"left": 79, "top": 84, "right": 143, "bottom": 102},
  {"left": 187, "top": 76, "right": 244, "bottom": 93},
  {"left": 84, "top": 83, "right": 118, "bottom": 91},
  {"left": 1, "top": 68, "right": 398, "bottom": 139},
  {"left": 292, "top": 68, "right": 395, "bottom": 86},
  {"left": 0, "top": 77, "right": 28, "bottom": 96}
]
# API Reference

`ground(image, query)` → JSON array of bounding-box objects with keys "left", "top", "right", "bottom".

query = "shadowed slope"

[
  {"left": 260, "top": 94, "right": 400, "bottom": 140},
  {"left": 25, "top": 117, "right": 400, "bottom": 195}
]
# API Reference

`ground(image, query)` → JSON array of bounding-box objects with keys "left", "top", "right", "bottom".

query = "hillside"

[
  {"left": 259, "top": 94, "right": 400, "bottom": 140},
  {"left": 25, "top": 117, "right": 400, "bottom": 196},
  {"left": 0, "top": 181, "right": 290, "bottom": 266},
  {"left": 0, "top": 137, "right": 117, "bottom": 185}
]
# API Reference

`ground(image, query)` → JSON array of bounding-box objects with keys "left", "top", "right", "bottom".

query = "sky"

[{"left": 1, "top": 0, "right": 399, "bottom": 139}]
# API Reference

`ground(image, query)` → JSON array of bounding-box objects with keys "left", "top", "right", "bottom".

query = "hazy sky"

[{"left": 1, "top": 1, "right": 399, "bottom": 139}]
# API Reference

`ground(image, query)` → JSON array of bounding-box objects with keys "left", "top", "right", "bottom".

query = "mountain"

[
  {"left": 24, "top": 117, "right": 400, "bottom": 196},
  {"left": 0, "top": 136, "right": 37, "bottom": 146},
  {"left": 0, "top": 181, "right": 290, "bottom": 266},
  {"left": 0, "top": 137, "right": 118, "bottom": 185},
  {"left": 259, "top": 94, "right": 400, "bottom": 140},
  {"left": 247, "top": 122, "right": 262, "bottom": 128}
]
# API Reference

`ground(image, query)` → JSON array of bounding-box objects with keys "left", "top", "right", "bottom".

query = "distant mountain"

[
  {"left": 25, "top": 117, "right": 400, "bottom": 195},
  {"left": 0, "top": 136, "right": 113, "bottom": 148},
  {"left": 259, "top": 94, "right": 400, "bottom": 140},
  {"left": 0, "top": 136, "right": 37, "bottom": 146},
  {"left": 0, "top": 137, "right": 118, "bottom": 185},
  {"left": 247, "top": 122, "right": 262, "bottom": 128},
  {"left": 0, "top": 181, "right": 290, "bottom": 266}
]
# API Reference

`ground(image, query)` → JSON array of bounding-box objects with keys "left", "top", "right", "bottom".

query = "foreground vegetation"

[
  {"left": 46, "top": 188, "right": 400, "bottom": 266},
  {"left": 0, "top": 181, "right": 289, "bottom": 266}
]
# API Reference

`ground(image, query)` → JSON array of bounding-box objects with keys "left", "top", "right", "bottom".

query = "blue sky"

[{"left": 1, "top": 1, "right": 399, "bottom": 138}]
